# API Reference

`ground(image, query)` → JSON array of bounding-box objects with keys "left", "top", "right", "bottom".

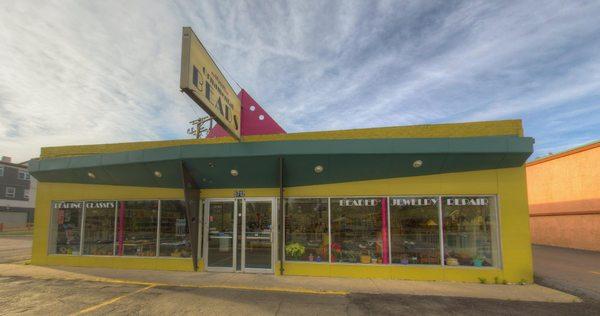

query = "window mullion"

[
  {"left": 80, "top": 202, "right": 86, "bottom": 256},
  {"left": 387, "top": 197, "right": 391, "bottom": 264},
  {"left": 438, "top": 196, "right": 445, "bottom": 267},
  {"left": 113, "top": 202, "right": 118, "bottom": 256},
  {"left": 156, "top": 200, "right": 161, "bottom": 257},
  {"left": 328, "top": 197, "right": 331, "bottom": 264}
]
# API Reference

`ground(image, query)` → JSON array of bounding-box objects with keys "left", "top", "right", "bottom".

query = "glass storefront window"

[
  {"left": 83, "top": 201, "right": 117, "bottom": 256},
  {"left": 116, "top": 200, "right": 158, "bottom": 256},
  {"left": 284, "top": 198, "right": 329, "bottom": 262},
  {"left": 330, "top": 198, "right": 389, "bottom": 264},
  {"left": 442, "top": 196, "right": 500, "bottom": 267},
  {"left": 389, "top": 197, "right": 440, "bottom": 265},
  {"left": 159, "top": 200, "right": 191, "bottom": 257},
  {"left": 49, "top": 201, "right": 83, "bottom": 255}
]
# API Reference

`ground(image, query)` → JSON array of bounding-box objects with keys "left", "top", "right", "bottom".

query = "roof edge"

[
  {"left": 527, "top": 140, "right": 600, "bottom": 167},
  {"left": 40, "top": 119, "right": 524, "bottom": 159}
]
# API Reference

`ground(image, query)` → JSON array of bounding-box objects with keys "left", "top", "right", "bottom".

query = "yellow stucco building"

[{"left": 29, "top": 119, "right": 534, "bottom": 283}]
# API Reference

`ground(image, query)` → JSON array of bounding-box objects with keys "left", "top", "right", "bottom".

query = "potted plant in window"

[
  {"left": 473, "top": 254, "right": 486, "bottom": 267},
  {"left": 400, "top": 254, "right": 409, "bottom": 265},
  {"left": 330, "top": 243, "right": 342, "bottom": 262},
  {"left": 285, "top": 243, "right": 306, "bottom": 260}
]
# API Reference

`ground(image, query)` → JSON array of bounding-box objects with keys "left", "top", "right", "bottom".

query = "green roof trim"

[{"left": 29, "top": 136, "right": 533, "bottom": 189}]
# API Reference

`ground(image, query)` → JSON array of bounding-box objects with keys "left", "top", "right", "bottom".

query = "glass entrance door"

[
  {"left": 205, "top": 200, "right": 235, "bottom": 271},
  {"left": 204, "top": 198, "right": 275, "bottom": 273},
  {"left": 242, "top": 199, "right": 274, "bottom": 272}
]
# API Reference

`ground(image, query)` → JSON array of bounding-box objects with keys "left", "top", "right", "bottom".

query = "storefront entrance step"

[{"left": 0, "top": 264, "right": 581, "bottom": 303}]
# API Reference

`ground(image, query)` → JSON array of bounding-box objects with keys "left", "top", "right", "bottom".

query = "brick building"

[{"left": 526, "top": 141, "right": 600, "bottom": 251}]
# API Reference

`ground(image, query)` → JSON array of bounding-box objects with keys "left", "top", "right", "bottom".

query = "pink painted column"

[
  {"left": 381, "top": 198, "right": 389, "bottom": 264},
  {"left": 117, "top": 201, "right": 125, "bottom": 256}
]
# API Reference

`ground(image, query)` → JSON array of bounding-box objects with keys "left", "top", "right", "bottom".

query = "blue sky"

[{"left": 1, "top": 0, "right": 599, "bottom": 162}]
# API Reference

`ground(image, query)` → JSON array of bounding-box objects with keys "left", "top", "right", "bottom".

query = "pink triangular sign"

[{"left": 206, "top": 89, "right": 286, "bottom": 138}]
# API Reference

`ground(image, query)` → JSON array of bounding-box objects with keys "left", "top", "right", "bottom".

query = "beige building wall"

[{"left": 526, "top": 142, "right": 600, "bottom": 251}]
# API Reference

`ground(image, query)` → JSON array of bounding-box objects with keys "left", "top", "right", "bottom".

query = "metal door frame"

[
  {"left": 203, "top": 198, "right": 237, "bottom": 272},
  {"left": 241, "top": 197, "right": 276, "bottom": 274},
  {"left": 203, "top": 197, "right": 276, "bottom": 274}
]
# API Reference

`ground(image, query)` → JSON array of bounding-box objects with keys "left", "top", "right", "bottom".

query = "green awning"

[{"left": 29, "top": 136, "right": 533, "bottom": 188}]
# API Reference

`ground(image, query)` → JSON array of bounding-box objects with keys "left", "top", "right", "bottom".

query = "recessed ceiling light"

[
  {"left": 259, "top": 115, "right": 265, "bottom": 120},
  {"left": 314, "top": 165, "right": 324, "bottom": 174},
  {"left": 87, "top": 171, "right": 96, "bottom": 179},
  {"left": 250, "top": 105, "right": 256, "bottom": 111},
  {"left": 208, "top": 162, "right": 215, "bottom": 168},
  {"left": 413, "top": 160, "right": 423, "bottom": 168},
  {"left": 154, "top": 171, "right": 162, "bottom": 178},
  {"left": 230, "top": 169, "right": 239, "bottom": 177}
]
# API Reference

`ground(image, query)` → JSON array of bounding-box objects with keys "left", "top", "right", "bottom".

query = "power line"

[{"left": 202, "top": 40, "right": 243, "bottom": 92}]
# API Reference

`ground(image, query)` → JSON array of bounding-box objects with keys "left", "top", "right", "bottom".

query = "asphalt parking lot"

[
  {"left": 0, "top": 235, "right": 32, "bottom": 264},
  {"left": 0, "top": 275, "right": 599, "bottom": 315},
  {"left": 533, "top": 244, "right": 600, "bottom": 302}
]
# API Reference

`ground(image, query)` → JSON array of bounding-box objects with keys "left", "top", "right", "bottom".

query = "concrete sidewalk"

[{"left": 0, "top": 263, "right": 580, "bottom": 303}]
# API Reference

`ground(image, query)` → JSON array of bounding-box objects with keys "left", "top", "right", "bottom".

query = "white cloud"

[{"left": 1, "top": 0, "right": 599, "bottom": 162}]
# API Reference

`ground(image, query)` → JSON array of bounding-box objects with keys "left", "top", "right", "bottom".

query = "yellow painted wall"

[{"left": 31, "top": 166, "right": 532, "bottom": 283}]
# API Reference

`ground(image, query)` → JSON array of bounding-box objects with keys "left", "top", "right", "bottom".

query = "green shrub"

[
  {"left": 285, "top": 243, "right": 306, "bottom": 259},
  {"left": 519, "top": 278, "right": 527, "bottom": 285}
]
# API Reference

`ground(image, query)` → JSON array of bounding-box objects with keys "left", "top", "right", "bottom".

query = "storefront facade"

[{"left": 29, "top": 120, "right": 535, "bottom": 283}]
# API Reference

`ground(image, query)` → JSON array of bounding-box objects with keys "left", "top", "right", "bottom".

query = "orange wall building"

[{"left": 526, "top": 141, "right": 600, "bottom": 251}]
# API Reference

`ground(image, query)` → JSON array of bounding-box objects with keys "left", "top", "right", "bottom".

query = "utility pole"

[{"left": 187, "top": 116, "right": 214, "bottom": 139}]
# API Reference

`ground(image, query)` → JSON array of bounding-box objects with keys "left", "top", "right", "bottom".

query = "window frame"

[
  {"left": 44, "top": 195, "right": 502, "bottom": 270},
  {"left": 47, "top": 201, "right": 85, "bottom": 255},
  {"left": 387, "top": 195, "right": 443, "bottom": 266},
  {"left": 0, "top": 166, "right": 4, "bottom": 177},
  {"left": 80, "top": 200, "right": 118, "bottom": 256},
  {"left": 282, "top": 197, "right": 331, "bottom": 264},
  {"left": 282, "top": 194, "right": 501, "bottom": 269},
  {"left": 440, "top": 195, "right": 502, "bottom": 269},
  {"left": 5, "top": 186, "right": 16, "bottom": 198},
  {"left": 48, "top": 199, "right": 195, "bottom": 259},
  {"left": 18, "top": 170, "right": 30, "bottom": 180},
  {"left": 157, "top": 199, "right": 192, "bottom": 258},
  {"left": 115, "top": 200, "right": 160, "bottom": 258}
]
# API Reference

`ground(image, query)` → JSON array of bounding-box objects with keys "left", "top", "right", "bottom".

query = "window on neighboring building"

[
  {"left": 284, "top": 198, "right": 329, "bottom": 262},
  {"left": 24, "top": 190, "right": 30, "bottom": 200},
  {"left": 330, "top": 197, "right": 389, "bottom": 264},
  {"left": 389, "top": 197, "right": 441, "bottom": 265},
  {"left": 5, "top": 187, "right": 16, "bottom": 198},
  {"left": 116, "top": 200, "right": 159, "bottom": 256},
  {"left": 83, "top": 201, "right": 117, "bottom": 256},
  {"left": 159, "top": 200, "right": 191, "bottom": 257},
  {"left": 49, "top": 201, "right": 83, "bottom": 255},
  {"left": 0, "top": 166, "right": 4, "bottom": 177},
  {"left": 18, "top": 170, "right": 30, "bottom": 180},
  {"left": 442, "top": 196, "right": 500, "bottom": 267}
]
